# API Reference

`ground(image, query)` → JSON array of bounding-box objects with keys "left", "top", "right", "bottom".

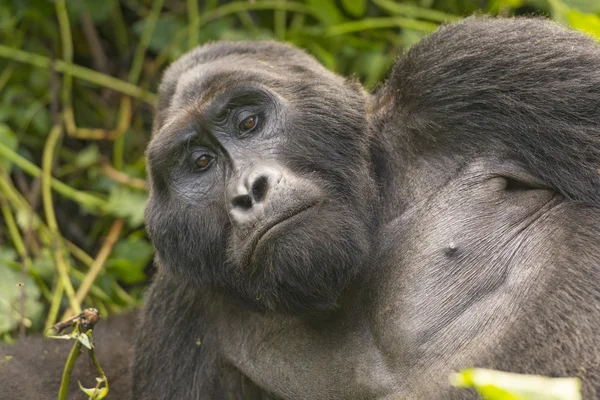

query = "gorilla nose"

[{"left": 228, "top": 165, "right": 282, "bottom": 217}]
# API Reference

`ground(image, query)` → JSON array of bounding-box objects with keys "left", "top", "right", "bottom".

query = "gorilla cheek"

[{"left": 147, "top": 198, "right": 229, "bottom": 285}]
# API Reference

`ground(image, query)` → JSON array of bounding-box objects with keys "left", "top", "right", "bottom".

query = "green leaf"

[
  {"left": 0, "top": 264, "right": 43, "bottom": 334},
  {"left": 105, "top": 186, "right": 148, "bottom": 227},
  {"left": 451, "top": 368, "right": 582, "bottom": 400},
  {"left": 567, "top": 10, "right": 600, "bottom": 40},
  {"left": 106, "top": 235, "right": 153, "bottom": 284},
  {"left": 78, "top": 380, "right": 109, "bottom": 399},
  {"left": 341, "top": 0, "right": 367, "bottom": 17},
  {"left": 29, "top": 249, "right": 55, "bottom": 281},
  {"left": 0, "top": 124, "right": 17, "bottom": 172},
  {"left": 74, "top": 145, "right": 101, "bottom": 169},
  {"left": 77, "top": 332, "right": 92, "bottom": 350}
]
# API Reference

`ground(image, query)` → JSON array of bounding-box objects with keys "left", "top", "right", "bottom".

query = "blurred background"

[{"left": 0, "top": 0, "right": 598, "bottom": 341}]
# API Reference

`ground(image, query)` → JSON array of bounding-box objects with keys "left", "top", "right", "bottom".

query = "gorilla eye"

[
  {"left": 238, "top": 115, "right": 258, "bottom": 133},
  {"left": 194, "top": 154, "right": 214, "bottom": 170}
]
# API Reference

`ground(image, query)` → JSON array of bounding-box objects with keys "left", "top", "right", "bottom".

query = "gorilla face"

[{"left": 145, "top": 42, "right": 376, "bottom": 313}]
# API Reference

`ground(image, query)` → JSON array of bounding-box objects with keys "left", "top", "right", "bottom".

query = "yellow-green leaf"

[
  {"left": 78, "top": 381, "right": 108, "bottom": 399},
  {"left": 451, "top": 368, "right": 581, "bottom": 400},
  {"left": 568, "top": 10, "right": 600, "bottom": 40}
]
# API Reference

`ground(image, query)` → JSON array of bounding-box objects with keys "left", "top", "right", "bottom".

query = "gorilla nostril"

[
  {"left": 232, "top": 195, "right": 253, "bottom": 211},
  {"left": 251, "top": 176, "right": 269, "bottom": 202}
]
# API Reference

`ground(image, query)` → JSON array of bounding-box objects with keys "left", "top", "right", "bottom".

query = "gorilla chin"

[{"left": 224, "top": 201, "right": 371, "bottom": 314}]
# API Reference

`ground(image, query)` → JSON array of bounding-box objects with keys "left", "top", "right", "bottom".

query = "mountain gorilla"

[
  {"left": 2, "top": 16, "right": 600, "bottom": 400},
  {"left": 134, "top": 16, "right": 600, "bottom": 399}
]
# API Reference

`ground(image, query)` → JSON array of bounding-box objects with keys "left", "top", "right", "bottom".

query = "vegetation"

[{"left": 0, "top": 0, "right": 598, "bottom": 342}]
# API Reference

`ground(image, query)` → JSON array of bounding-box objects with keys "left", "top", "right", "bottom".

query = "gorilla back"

[{"left": 135, "top": 18, "right": 600, "bottom": 399}]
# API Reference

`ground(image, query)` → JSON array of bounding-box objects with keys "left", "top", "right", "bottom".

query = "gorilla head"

[{"left": 145, "top": 42, "right": 376, "bottom": 313}]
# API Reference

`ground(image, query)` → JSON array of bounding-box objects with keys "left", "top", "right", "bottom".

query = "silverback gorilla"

[{"left": 2, "top": 17, "right": 600, "bottom": 399}]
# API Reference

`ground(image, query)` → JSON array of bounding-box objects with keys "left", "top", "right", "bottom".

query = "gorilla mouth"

[{"left": 249, "top": 202, "right": 319, "bottom": 258}]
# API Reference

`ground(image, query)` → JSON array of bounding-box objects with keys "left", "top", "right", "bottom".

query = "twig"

[
  {"left": 128, "top": 0, "right": 164, "bottom": 85},
  {"left": 187, "top": 0, "right": 200, "bottom": 49},
  {"left": 112, "top": 97, "right": 132, "bottom": 170},
  {"left": 101, "top": 162, "right": 147, "bottom": 190},
  {"left": 0, "top": 141, "right": 108, "bottom": 211},
  {"left": 42, "top": 125, "right": 81, "bottom": 317},
  {"left": 0, "top": 45, "right": 157, "bottom": 104},
  {"left": 62, "top": 219, "right": 124, "bottom": 320},
  {"left": 54, "top": 0, "right": 76, "bottom": 136}
]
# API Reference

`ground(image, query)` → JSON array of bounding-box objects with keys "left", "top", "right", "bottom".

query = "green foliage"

[
  {"left": 0, "top": 0, "right": 599, "bottom": 343},
  {"left": 452, "top": 368, "right": 582, "bottom": 400},
  {"left": 0, "top": 261, "right": 43, "bottom": 335}
]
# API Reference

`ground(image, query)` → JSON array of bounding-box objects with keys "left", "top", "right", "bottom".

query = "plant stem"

[
  {"left": 128, "top": 0, "right": 164, "bottom": 85},
  {"left": 188, "top": 0, "right": 200, "bottom": 49},
  {"left": 0, "top": 141, "right": 108, "bottom": 211},
  {"left": 0, "top": 45, "right": 157, "bottom": 104},
  {"left": 58, "top": 340, "right": 82, "bottom": 400},
  {"left": 42, "top": 126, "right": 81, "bottom": 317},
  {"left": 54, "top": 0, "right": 76, "bottom": 135},
  {"left": 62, "top": 219, "right": 124, "bottom": 320}
]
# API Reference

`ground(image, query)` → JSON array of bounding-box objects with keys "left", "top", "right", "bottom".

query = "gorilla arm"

[{"left": 0, "top": 312, "right": 136, "bottom": 400}]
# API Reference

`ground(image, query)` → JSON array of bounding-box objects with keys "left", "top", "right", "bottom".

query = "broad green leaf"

[
  {"left": 0, "top": 264, "right": 43, "bottom": 334},
  {"left": 567, "top": 10, "right": 600, "bottom": 40},
  {"left": 451, "top": 368, "right": 582, "bottom": 400},
  {"left": 75, "top": 145, "right": 101, "bottom": 169},
  {"left": 106, "top": 235, "right": 153, "bottom": 284},
  {"left": 341, "top": 0, "right": 367, "bottom": 17},
  {"left": 29, "top": 249, "right": 55, "bottom": 281},
  {"left": 0, "top": 247, "right": 17, "bottom": 267},
  {"left": 105, "top": 186, "right": 148, "bottom": 227}
]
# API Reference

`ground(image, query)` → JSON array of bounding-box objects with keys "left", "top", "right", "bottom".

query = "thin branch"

[
  {"left": 0, "top": 141, "right": 108, "bottom": 211},
  {"left": 42, "top": 125, "right": 81, "bottom": 317},
  {"left": 62, "top": 219, "right": 124, "bottom": 320},
  {"left": 0, "top": 45, "right": 157, "bottom": 104}
]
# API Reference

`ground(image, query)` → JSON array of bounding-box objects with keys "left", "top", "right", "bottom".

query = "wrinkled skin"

[
  {"left": 2, "top": 17, "right": 600, "bottom": 400},
  {"left": 134, "top": 17, "right": 600, "bottom": 400}
]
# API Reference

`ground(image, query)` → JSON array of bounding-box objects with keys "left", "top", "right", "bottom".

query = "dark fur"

[{"left": 3, "top": 17, "right": 600, "bottom": 400}]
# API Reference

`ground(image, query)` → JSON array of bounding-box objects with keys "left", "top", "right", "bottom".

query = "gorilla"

[
  {"left": 134, "top": 16, "right": 600, "bottom": 399},
  {"left": 2, "top": 16, "right": 600, "bottom": 399}
]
